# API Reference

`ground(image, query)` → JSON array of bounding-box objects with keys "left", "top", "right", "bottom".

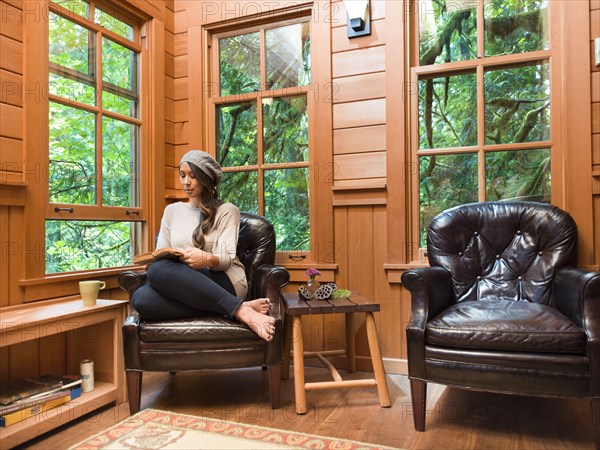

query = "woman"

[{"left": 132, "top": 150, "right": 275, "bottom": 341}]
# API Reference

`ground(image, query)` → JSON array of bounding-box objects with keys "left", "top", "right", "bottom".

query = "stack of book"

[{"left": 0, "top": 374, "right": 82, "bottom": 427}]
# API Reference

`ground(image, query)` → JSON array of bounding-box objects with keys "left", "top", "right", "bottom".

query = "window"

[
  {"left": 209, "top": 20, "right": 312, "bottom": 254},
  {"left": 46, "top": 0, "right": 143, "bottom": 273},
  {"left": 411, "top": 0, "right": 551, "bottom": 248}
]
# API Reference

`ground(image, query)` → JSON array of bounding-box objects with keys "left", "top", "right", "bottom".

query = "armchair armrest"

[
  {"left": 119, "top": 270, "right": 146, "bottom": 369},
  {"left": 118, "top": 270, "right": 148, "bottom": 297},
  {"left": 401, "top": 266, "right": 454, "bottom": 379},
  {"left": 253, "top": 264, "right": 290, "bottom": 322},
  {"left": 554, "top": 267, "right": 600, "bottom": 330},
  {"left": 402, "top": 266, "right": 455, "bottom": 326},
  {"left": 554, "top": 266, "right": 600, "bottom": 396},
  {"left": 254, "top": 264, "right": 290, "bottom": 364}
]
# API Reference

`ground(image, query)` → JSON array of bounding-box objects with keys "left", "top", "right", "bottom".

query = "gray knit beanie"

[{"left": 180, "top": 150, "right": 222, "bottom": 186}]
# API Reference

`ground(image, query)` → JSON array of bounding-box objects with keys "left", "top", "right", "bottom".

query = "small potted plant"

[{"left": 305, "top": 268, "right": 321, "bottom": 297}]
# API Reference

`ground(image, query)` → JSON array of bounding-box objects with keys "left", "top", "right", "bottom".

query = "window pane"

[
  {"left": 49, "top": 73, "right": 95, "bottom": 105},
  {"left": 484, "top": 63, "right": 550, "bottom": 144},
  {"left": 419, "top": 154, "right": 478, "bottom": 247},
  {"left": 485, "top": 0, "right": 548, "bottom": 57},
  {"left": 264, "top": 168, "right": 309, "bottom": 251},
  {"left": 263, "top": 96, "right": 308, "bottom": 164},
  {"left": 219, "top": 32, "right": 260, "bottom": 96},
  {"left": 102, "top": 37, "right": 137, "bottom": 91},
  {"left": 103, "top": 91, "right": 137, "bottom": 117},
  {"left": 419, "top": 1, "right": 477, "bottom": 65},
  {"left": 52, "top": 0, "right": 89, "bottom": 18},
  {"left": 102, "top": 117, "right": 139, "bottom": 207},
  {"left": 49, "top": 102, "right": 96, "bottom": 205},
  {"left": 46, "top": 220, "right": 133, "bottom": 273},
  {"left": 95, "top": 7, "right": 134, "bottom": 40},
  {"left": 419, "top": 73, "right": 477, "bottom": 149},
  {"left": 486, "top": 149, "right": 551, "bottom": 201},
  {"left": 220, "top": 171, "right": 259, "bottom": 214},
  {"left": 216, "top": 102, "right": 258, "bottom": 166},
  {"left": 49, "top": 12, "right": 92, "bottom": 76},
  {"left": 266, "top": 23, "right": 311, "bottom": 89}
]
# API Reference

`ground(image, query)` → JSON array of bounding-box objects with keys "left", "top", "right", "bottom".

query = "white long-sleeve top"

[{"left": 156, "top": 202, "right": 248, "bottom": 299}]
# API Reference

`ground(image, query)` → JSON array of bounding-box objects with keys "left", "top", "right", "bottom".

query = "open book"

[{"left": 133, "top": 247, "right": 185, "bottom": 265}]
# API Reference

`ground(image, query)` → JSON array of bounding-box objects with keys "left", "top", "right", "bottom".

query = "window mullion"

[
  {"left": 257, "top": 97, "right": 265, "bottom": 215},
  {"left": 257, "top": 28, "right": 266, "bottom": 215},
  {"left": 96, "top": 30, "right": 103, "bottom": 207},
  {"left": 477, "top": 62, "right": 485, "bottom": 202}
]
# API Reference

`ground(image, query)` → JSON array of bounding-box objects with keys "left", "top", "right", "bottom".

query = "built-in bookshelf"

[{"left": 0, "top": 298, "right": 128, "bottom": 448}]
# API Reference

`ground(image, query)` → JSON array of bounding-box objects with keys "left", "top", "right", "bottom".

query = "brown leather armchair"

[
  {"left": 119, "top": 212, "right": 290, "bottom": 414},
  {"left": 401, "top": 201, "right": 600, "bottom": 446}
]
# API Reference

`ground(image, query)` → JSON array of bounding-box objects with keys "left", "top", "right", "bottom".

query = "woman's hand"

[{"left": 180, "top": 247, "right": 218, "bottom": 270}]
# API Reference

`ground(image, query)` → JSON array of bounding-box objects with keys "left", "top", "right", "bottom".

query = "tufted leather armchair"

[
  {"left": 119, "top": 212, "right": 290, "bottom": 414},
  {"left": 401, "top": 202, "right": 600, "bottom": 446}
]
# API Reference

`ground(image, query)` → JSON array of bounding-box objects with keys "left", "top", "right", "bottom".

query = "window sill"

[
  {"left": 0, "top": 180, "right": 28, "bottom": 207},
  {"left": 384, "top": 262, "right": 430, "bottom": 284},
  {"left": 276, "top": 262, "right": 338, "bottom": 283},
  {"left": 18, "top": 265, "right": 144, "bottom": 303}
]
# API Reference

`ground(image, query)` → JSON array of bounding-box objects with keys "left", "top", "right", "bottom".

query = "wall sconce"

[{"left": 343, "top": 0, "right": 371, "bottom": 39}]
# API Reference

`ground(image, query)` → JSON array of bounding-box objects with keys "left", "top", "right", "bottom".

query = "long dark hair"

[{"left": 186, "top": 162, "right": 222, "bottom": 249}]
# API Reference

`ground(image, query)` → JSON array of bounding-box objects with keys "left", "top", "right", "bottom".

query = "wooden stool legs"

[
  {"left": 284, "top": 310, "right": 390, "bottom": 414},
  {"left": 292, "top": 316, "right": 307, "bottom": 414},
  {"left": 365, "top": 311, "right": 391, "bottom": 407}
]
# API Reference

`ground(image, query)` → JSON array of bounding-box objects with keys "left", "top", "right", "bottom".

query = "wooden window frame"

[
  {"left": 200, "top": 4, "right": 335, "bottom": 272},
  {"left": 46, "top": 1, "right": 144, "bottom": 221},
  {"left": 20, "top": 0, "right": 165, "bottom": 301},
  {"left": 385, "top": 0, "right": 595, "bottom": 278}
]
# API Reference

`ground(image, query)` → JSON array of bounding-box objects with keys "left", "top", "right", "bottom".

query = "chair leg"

[
  {"left": 410, "top": 379, "right": 427, "bottom": 432},
  {"left": 268, "top": 363, "right": 281, "bottom": 409},
  {"left": 126, "top": 370, "right": 142, "bottom": 415},
  {"left": 592, "top": 398, "right": 600, "bottom": 450}
]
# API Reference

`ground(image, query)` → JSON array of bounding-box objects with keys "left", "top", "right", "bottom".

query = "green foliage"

[
  {"left": 49, "top": 13, "right": 90, "bottom": 75},
  {"left": 95, "top": 8, "right": 133, "bottom": 39},
  {"left": 264, "top": 168, "right": 310, "bottom": 251},
  {"left": 219, "top": 33, "right": 261, "bottom": 96},
  {"left": 417, "top": 1, "right": 552, "bottom": 246},
  {"left": 49, "top": 102, "right": 96, "bottom": 205},
  {"left": 102, "top": 118, "right": 138, "bottom": 207},
  {"left": 263, "top": 96, "right": 308, "bottom": 163},
  {"left": 485, "top": 64, "right": 550, "bottom": 144},
  {"left": 217, "top": 103, "right": 258, "bottom": 166},
  {"left": 486, "top": 149, "right": 551, "bottom": 201},
  {"left": 217, "top": 23, "right": 311, "bottom": 251},
  {"left": 485, "top": 0, "right": 548, "bottom": 57},
  {"left": 46, "top": 221, "right": 132, "bottom": 273},
  {"left": 419, "top": 154, "right": 478, "bottom": 247},
  {"left": 418, "top": 73, "right": 477, "bottom": 149},
  {"left": 46, "top": 6, "right": 139, "bottom": 273}
]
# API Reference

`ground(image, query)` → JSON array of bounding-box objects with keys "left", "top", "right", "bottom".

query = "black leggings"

[{"left": 131, "top": 259, "right": 242, "bottom": 320}]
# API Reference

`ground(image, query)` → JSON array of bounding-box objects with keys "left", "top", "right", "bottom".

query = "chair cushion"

[
  {"left": 425, "top": 299, "right": 586, "bottom": 354},
  {"left": 139, "top": 316, "right": 260, "bottom": 342}
]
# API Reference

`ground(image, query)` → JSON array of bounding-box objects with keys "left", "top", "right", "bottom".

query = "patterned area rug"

[{"left": 69, "top": 409, "right": 397, "bottom": 449}]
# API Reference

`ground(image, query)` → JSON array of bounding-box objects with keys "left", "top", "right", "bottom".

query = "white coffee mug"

[{"left": 79, "top": 280, "right": 106, "bottom": 306}]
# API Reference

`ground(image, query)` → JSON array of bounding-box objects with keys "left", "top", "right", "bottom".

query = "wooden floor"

[{"left": 14, "top": 366, "right": 597, "bottom": 449}]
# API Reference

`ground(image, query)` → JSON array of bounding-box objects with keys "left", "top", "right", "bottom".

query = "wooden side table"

[{"left": 281, "top": 291, "right": 391, "bottom": 414}]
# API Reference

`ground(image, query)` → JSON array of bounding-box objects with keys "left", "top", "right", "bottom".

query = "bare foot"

[
  {"left": 235, "top": 304, "right": 275, "bottom": 341},
  {"left": 246, "top": 298, "right": 271, "bottom": 314}
]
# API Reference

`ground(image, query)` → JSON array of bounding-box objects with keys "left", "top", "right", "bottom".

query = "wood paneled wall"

[
  {"left": 592, "top": 0, "right": 600, "bottom": 268},
  {"left": 2, "top": 0, "right": 598, "bottom": 380},
  {"left": 0, "top": 0, "right": 171, "bottom": 382},
  {"left": 0, "top": 0, "right": 26, "bottom": 309}
]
